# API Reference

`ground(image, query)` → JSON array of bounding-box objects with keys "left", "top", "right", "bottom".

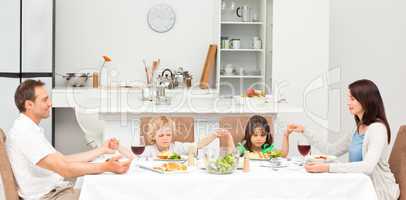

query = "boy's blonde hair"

[{"left": 145, "top": 116, "right": 176, "bottom": 144}]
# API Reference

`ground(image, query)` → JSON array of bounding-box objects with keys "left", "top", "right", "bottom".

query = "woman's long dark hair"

[
  {"left": 349, "top": 79, "right": 391, "bottom": 143},
  {"left": 244, "top": 115, "right": 273, "bottom": 151}
]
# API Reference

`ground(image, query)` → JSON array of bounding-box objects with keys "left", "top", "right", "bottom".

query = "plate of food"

[
  {"left": 139, "top": 162, "right": 188, "bottom": 174},
  {"left": 154, "top": 151, "right": 187, "bottom": 162},
  {"left": 306, "top": 154, "right": 337, "bottom": 163},
  {"left": 248, "top": 150, "right": 284, "bottom": 160}
]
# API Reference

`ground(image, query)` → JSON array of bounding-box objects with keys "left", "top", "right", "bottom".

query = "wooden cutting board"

[{"left": 199, "top": 44, "right": 217, "bottom": 89}]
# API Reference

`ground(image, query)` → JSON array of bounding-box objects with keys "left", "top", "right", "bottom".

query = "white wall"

[
  {"left": 55, "top": 0, "right": 219, "bottom": 87},
  {"left": 272, "top": 0, "right": 330, "bottom": 156},
  {"left": 329, "top": 0, "right": 406, "bottom": 144}
]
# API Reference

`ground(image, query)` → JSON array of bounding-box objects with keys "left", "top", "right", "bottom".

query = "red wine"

[
  {"left": 297, "top": 145, "right": 311, "bottom": 156},
  {"left": 131, "top": 146, "right": 145, "bottom": 155}
]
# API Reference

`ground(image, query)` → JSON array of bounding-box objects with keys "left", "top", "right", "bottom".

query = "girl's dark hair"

[
  {"left": 349, "top": 79, "right": 391, "bottom": 143},
  {"left": 244, "top": 115, "right": 273, "bottom": 151}
]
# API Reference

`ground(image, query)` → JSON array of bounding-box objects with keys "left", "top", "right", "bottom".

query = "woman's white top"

[{"left": 304, "top": 122, "right": 399, "bottom": 200}]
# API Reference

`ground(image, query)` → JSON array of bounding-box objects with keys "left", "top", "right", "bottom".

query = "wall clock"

[{"left": 147, "top": 4, "right": 176, "bottom": 33}]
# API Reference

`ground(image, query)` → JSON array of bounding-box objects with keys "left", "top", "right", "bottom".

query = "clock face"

[{"left": 147, "top": 4, "right": 176, "bottom": 33}]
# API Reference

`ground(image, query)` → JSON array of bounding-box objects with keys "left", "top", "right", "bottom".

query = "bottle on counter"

[
  {"left": 92, "top": 72, "right": 99, "bottom": 88},
  {"left": 187, "top": 144, "right": 197, "bottom": 167}
]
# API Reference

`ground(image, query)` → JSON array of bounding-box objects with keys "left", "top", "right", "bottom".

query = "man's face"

[{"left": 25, "top": 86, "right": 52, "bottom": 119}]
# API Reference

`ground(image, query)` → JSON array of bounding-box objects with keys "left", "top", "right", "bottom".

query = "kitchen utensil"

[
  {"left": 161, "top": 68, "right": 175, "bottom": 89},
  {"left": 62, "top": 73, "right": 91, "bottom": 87},
  {"left": 142, "top": 59, "right": 150, "bottom": 84},
  {"left": 200, "top": 44, "right": 217, "bottom": 89},
  {"left": 142, "top": 84, "right": 153, "bottom": 101}
]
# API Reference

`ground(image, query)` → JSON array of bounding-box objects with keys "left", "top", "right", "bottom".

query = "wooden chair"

[
  {"left": 389, "top": 125, "right": 406, "bottom": 200},
  {"left": 0, "top": 128, "right": 19, "bottom": 200},
  {"left": 219, "top": 116, "right": 273, "bottom": 147},
  {"left": 140, "top": 117, "right": 194, "bottom": 145}
]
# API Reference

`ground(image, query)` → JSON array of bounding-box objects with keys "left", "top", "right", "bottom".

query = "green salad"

[
  {"left": 169, "top": 152, "right": 181, "bottom": 160},
  {"left": 269, "top": 150, "right": 284, "bottom": 158},
  {"left": 208, "top": 154, "right": 236, "bottom": 174}
]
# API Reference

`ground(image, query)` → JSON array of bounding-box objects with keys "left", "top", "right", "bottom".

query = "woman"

[{"left": 287, "top": 79, "right": 399, "bottom": 200}]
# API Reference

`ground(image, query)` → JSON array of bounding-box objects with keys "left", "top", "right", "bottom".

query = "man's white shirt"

[{"left": 6, "top": 114, "right": 68, "bottom": 200}]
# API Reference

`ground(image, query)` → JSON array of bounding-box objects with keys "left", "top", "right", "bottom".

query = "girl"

[
  {"left": 141, "top": 116, "right": 234, "bottom": 158},
  {"left": 287, "top": 79, "right": 399, "bottom": 200},
  {"left": 238, "top": 115, "right": 289, "bottom": 158}
]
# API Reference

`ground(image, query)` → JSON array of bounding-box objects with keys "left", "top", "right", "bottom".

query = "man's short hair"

[{"left": 14, "top": 79, "right": 45, "bottom": 113}]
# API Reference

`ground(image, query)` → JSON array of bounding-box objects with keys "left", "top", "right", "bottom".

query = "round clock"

[{"left": 147, "top": 4, "right": 176, "bottom": 33}]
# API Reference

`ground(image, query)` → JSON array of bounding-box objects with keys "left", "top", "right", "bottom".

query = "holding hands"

[
  {"left": 304, "top": 163, "right": 329, "bottom": 173},
  {"left": 102, "top": 155, "right": 132, "bottom": 174},
  {"left": 101, "top": 138, "right": 120, "bottom": 154},
  {"left": 286, "top": 124, "right": 305, "bottom": 135},
  {"left": 215, "top": 128, "right": 232, "bottom": 139}
]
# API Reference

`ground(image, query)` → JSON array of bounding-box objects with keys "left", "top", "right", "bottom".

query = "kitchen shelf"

[
  {"left": 218, "top": 0, "right": 270, "bottom": 96},
  {"left": 220, "top": 75, "right": 263, "bottom": 79},
  {"left": 220, "top": 48, "right": 264, "bottom": 52},
  {"left": 221, "top": 21, "right": 264, "bottom": 25}
]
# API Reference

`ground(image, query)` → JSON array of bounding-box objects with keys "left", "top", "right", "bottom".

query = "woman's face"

[
  {"left": 250, "top": 127, "right": 267, "bottom": 149},
  {"left": 154, "top": 126, "right": 173, "bottom": 150},
  {"left": 347, "top": 90, "right": 364, "bottom": 116}
]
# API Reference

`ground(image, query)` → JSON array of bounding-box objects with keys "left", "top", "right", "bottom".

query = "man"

[{"left": 6, "top": 79, "right": 132, "bottom": 200}]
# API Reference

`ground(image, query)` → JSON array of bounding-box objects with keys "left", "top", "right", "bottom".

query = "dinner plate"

[
  {"left": 138, "top": 163, "right": 190, "bottom": 174},
  {"left": 153, "top": 155, "right": 188, "bottom": 162},
  {"left": 306, "top": 154, "right": 337, "bottom": 163},
  {"left": 249, "top": 158, "right": 271, "bottom": 161}
]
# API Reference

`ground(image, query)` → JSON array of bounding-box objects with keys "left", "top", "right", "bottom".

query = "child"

[
  {"left": 237, "top": 115, "right": 290, "bottom": 158},
  {"left": 140, "top": 116, "right": 234, "bottom": 158}
]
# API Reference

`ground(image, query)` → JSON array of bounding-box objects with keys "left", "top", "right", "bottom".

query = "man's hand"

[{"left": 102, "top": 155, "right": 132, "bottom": 174}]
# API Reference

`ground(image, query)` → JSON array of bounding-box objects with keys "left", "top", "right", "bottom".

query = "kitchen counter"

[
  {"left": 52, "top": 87, "right": 303, "bottom": 148},
  {"left": 52, "top": 87, "right": 302, "bottom": 115}
]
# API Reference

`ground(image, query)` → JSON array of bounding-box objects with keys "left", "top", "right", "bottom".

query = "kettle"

[{"left": 160, "top": 68, "right": 175, "bottom": 89}]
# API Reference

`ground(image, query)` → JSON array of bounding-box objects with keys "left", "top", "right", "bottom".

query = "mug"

[
  {"left": 253, "top": 37, "right": 262, "bottom": 49},
  {"left": 225, "top": 64, "right": 233, "bottom": 75},
  {"left": 221, "top": 37, "right": 228, "bottom": 49},
  {"left": 236, "top": 5, "right": 250, "bottom": 22},
  {"left": 230, "top": 39, "right": 241, "bottom": 49},
  {"left": 223, "top": 39, "right": 230, "bottom": 49}
]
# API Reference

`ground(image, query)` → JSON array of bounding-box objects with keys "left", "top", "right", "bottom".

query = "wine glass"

[
  {"left": 131, "top": 135, "right": 146, "bottom": 160},
  {"left": 297, "top": 136, "right": 311, "bottom": 164}
]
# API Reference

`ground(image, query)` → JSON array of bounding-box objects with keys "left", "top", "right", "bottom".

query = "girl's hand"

[
  {"left": 286, "top": 124, "right": 305, "bottom": 135},
  {"left": 215, "top": 128, "right": 232, "bottom": 138},
  {"left": 304, "top": 163, "right": 329, "bottom": 173}
]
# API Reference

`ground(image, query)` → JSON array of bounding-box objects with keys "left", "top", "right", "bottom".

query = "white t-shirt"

[
  {"left": 6, "top": 114, "right": 68, "bottom": 200},
  {"left": 140, "top": 142, "right": 194, "bottom": 158}
]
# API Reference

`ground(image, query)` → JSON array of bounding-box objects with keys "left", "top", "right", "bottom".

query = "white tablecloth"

[{"left": 78, "top": 160, "right": 377, "bottom": 200}]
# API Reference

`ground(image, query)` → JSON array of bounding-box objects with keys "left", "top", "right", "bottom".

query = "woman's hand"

[{"left": 304, "top": 163, "right": 329, "bottom": 173}]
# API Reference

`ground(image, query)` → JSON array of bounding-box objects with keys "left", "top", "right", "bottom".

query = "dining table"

[{"left": 76, "top": 158, "right": 377, "bottom": 200}]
